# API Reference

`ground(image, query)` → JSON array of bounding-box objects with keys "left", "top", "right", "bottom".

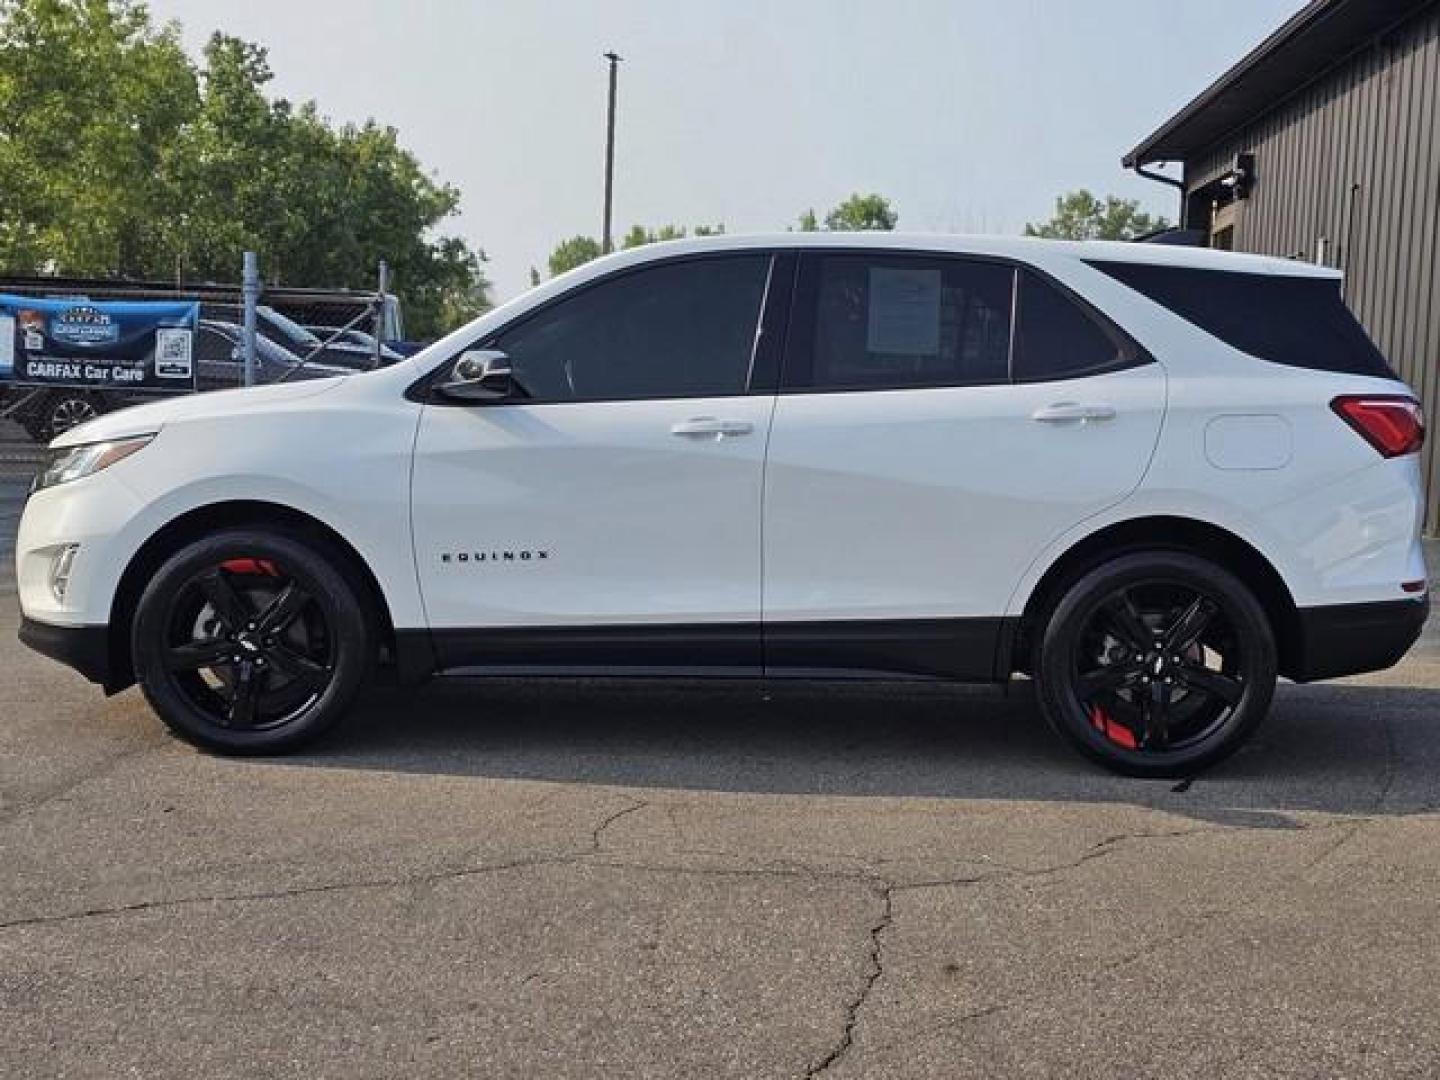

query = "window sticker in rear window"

[{"left": 867, "top": 267, "right": 942, "bottom": 356}]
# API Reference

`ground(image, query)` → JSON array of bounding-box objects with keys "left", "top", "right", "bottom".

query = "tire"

[
  {"left": 131, "top": 529, "right": 374, "bottom": 754},
  {"left": 1035, "top": 551, "right": 1277, "bottom": 778}
]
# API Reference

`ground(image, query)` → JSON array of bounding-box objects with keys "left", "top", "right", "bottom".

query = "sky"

[{"left": 145, "top": 0, "right": 1305, "bottom": 301}]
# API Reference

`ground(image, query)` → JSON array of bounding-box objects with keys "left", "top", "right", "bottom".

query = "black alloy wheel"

[
  {"left": 44, "top": 392, "right": 102, "bottom": 438},
  {"left": 133, "top": 530, "right": 373, "bottom": 753},
  {"left": 1037, "top": 552, "right": 1277, "bottom": 777}
]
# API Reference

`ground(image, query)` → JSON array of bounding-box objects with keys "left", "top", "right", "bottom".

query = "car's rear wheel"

[
  {"left": 131, "top": 529, "right": 374, "bottom": 754},
  {"left": 1035, "top": 552, "right": 1277, "bottom": 778}
]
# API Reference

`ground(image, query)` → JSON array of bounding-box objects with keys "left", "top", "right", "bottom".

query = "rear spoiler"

[{"left": 1132, "top": 227, "right": 1206, "bottom": 247}]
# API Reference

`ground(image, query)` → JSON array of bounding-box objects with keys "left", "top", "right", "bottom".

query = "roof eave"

[{"left": 1125, "top": 0, "right": 1344, "bottom": 168}]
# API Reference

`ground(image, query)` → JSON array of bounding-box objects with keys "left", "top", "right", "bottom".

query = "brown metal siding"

[{"left": 1185, "top": 3, "right": 1440, "bottom": 527}]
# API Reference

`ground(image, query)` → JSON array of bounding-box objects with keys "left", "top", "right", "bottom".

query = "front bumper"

[
  {"left": 18, "top": 616, "right": 115, "bottom": 689},
  {"left": 1286, "top": 596, "right": 1430, "bottom": 682}
]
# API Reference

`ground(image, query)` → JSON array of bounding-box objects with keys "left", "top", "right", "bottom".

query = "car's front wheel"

[
  {"left": 131, "top": 529, "right": 374, "bottom": 754},
  {"left": 1035, "top": 552, "right": 1277, "bottom": 778}
]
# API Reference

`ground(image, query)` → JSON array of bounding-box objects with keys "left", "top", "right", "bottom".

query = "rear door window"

[
  {"left": 1088, "top": 261, "right": 1395, "bottom": 379},
  {"left": 1012, "top": 271, "right": 1133, "bottom": 382},
  {"left": 784, "top": 254, "right": 1014, "bottom": 391}
]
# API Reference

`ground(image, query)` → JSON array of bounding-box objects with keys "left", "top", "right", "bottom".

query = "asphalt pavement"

[{"left": 4, "top": 431, "right": 1440, "bottom": 1079}]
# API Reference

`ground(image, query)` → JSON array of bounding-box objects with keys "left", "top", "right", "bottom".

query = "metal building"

[{"left": 1125, "top": 0, "right": 1440, "bottom": 526}]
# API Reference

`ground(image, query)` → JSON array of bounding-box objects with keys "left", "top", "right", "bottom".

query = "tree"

[
  {"left": 0, "top": 0, "right": 197, "bottom": 275},
  {"left": 547, "top": 235, "right": 602, "bottom": 276},
  {"left": 824, "top": 193, "right": 898, "bottom": 231},
  {"left": 1024, "top": 190, "right": 1169, "bottom": 241},
  {"left": 796, "top": 195, "right": 897, "bottom": 232},
  {"left": 0, "top": 1, "right": 489, "bottom": 338},
  {"left": 619, "top": 223, "right": 724, "bottom": 250},
  {"left": 544, "top": 223, "right": 724, "bottom": 281}
]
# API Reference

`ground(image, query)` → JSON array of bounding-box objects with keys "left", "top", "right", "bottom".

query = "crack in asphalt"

[
  {"left": 0, "top": 787, "right": 1411, "bottom": 1078},
  {"left": 0, "top": 796, "right": 655, "bottom": 934},
  {"left": 836, "top": 815, "right": 1385, "bottom": 1070},
  {"left": 0, "top": 740, "right": 156, "bottom": 828},
  {"left": 805, "top": 884, "right": 893, "bottom": 1079},
  {"left": 0, "top": 817, "right": 1264, "bottom": 935},
  {"left": 0, "top": 849, "right": 589, "bottom": 933},
  {"left": 1303, "top": 712, "right": 1400, "bottom": 874},
  {"left": 590, "top": 797, "right": 648, "bottom": 852}
]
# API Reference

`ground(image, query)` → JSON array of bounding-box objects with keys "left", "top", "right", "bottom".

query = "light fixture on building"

[{"left": 1221, "top": 152, "right": 1256, "bottom": 200}]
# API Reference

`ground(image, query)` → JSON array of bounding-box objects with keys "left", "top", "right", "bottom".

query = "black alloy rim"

[
  {"left": 161, "top": 558, "right": 334, "bottom": 730},
  {"left": 1070, "top": 580, "right": 1247, "bottom": 754},
  {"left": 51, "top": 397, "right": 97, "bottom": 433}
]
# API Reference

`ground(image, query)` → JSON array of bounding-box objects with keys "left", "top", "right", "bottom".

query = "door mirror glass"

[{"left": 437, "top": 349, "right": 513, "bottom": 402}]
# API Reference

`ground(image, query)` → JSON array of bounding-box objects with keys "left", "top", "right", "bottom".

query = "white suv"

[{"left": 15, "top": 235, "right": 1429, "bottom": 776}]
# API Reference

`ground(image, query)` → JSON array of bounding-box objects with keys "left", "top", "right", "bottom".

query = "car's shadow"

[{"left": 272, "top": 676, "right": 1440, "bottom": 827}]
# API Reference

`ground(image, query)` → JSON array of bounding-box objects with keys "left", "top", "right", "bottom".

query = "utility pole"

[{"left": 602, "top": 51, "right": 622, "bottom": 253}]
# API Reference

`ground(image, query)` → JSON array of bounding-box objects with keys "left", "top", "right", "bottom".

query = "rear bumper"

[
  {"left": 18, "top": 616, "right": 114, "bottom": 688},
  {"left": 1286, "top": 596, "right": 1430, "bottom": 682}
]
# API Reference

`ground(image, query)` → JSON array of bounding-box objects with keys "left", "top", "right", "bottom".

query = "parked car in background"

[
  {"left": 16, "top": 234, "right": 1428, "bottom": 776},
  {"left": 194, "top": 320, "right": 353, "bottom": 389},
  {"left": 256, "top": 306, "right": 388, "bottom": 371}
]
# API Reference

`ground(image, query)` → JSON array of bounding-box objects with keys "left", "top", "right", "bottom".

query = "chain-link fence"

[{"left": 1, "top": 255, "right": 399, "bottom": 443}]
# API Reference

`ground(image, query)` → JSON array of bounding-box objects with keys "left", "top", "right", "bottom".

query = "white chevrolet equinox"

[{"left": 16, "top": 234, "right": 1430, "bottom": 776}]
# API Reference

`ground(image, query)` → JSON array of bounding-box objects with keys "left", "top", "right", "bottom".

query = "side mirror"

[{"left": 436, "top": 349, "right": 514, "bottom": 402}]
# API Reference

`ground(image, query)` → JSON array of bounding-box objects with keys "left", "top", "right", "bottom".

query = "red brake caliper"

[
  {"left": 1090, "top": 705, "right": 1138, "bottom": 750},
  {"left": 219, "top": 558, "right": 279, "bottom": 577}
]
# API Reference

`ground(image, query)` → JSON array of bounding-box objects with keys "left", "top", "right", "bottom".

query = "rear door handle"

[
  {"left": 1031, "top": 402, "right": 1117, "bottom": 424},
  {"left": 671, "top": 417, "right": 754, "bottom": 438}
]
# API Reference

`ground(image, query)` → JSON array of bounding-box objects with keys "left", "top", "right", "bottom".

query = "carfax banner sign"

[{"left": 0, "top": 295, "right": 199, "bottom": 391}]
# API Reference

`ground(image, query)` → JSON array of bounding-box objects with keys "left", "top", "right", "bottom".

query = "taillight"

[{"left": 1331, "top": 395, "right": 1426, "bottom": 458}]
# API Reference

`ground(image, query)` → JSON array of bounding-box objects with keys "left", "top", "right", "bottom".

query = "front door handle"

[
  {"left": 1031, "top": 402, "right": 1117, "bottom": 424},
  {"left": 671, "top": 417, "right": 754, "bottom": 439}
]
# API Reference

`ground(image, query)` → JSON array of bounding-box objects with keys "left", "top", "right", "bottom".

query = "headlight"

[{"left": 32, "top": 434, "right": 156, "bottom": 494}]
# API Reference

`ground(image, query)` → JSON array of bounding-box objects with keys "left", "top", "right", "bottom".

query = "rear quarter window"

[{"left": 1087, "top": 261, "right": 1396, "bottom": 379}]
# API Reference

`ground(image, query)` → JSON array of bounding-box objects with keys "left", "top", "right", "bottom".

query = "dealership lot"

[{"left": 3, "top": 434, "right": 1439, "bottom": 1078}]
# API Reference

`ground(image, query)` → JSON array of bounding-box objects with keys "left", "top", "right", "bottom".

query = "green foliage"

[
  {"left": 796, "top": 195, "right": 897, "bottom": 232},
  {"left": 824, "top": 193, "right": 898, "bottom": 231},
  {"left": 547, "top": 235, "right": 603, "bottom": 277},
  {"left": 619, "top": 223, "right": 724, "bottom": 250},
  {"left": 0, "top": 1, "right": 489, "bottom": 338},
  {"left": 0, "top": 0, "right": 197, "bottom": 274},
  {"left": 1024, "top": 190, "right": 1169, "bottom": 241},
  {"left": 545, "top": 223, "right": 725, "bottom": 281}
]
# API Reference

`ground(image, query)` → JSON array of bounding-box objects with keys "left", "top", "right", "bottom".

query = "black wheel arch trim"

[{"left": 1014, "top": 516, "right": 1301, "bottom": 675}]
